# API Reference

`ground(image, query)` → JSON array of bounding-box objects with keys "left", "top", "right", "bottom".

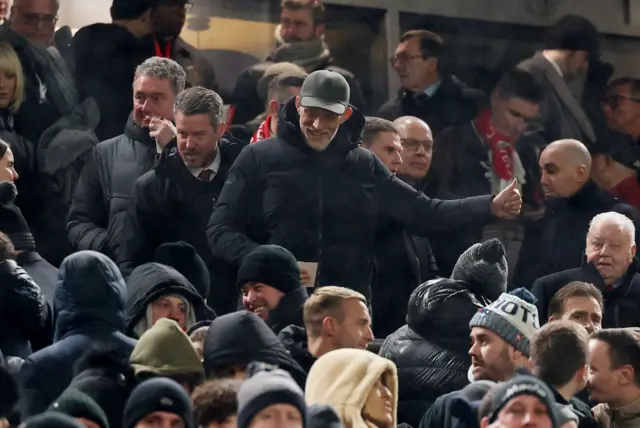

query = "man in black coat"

[
  {"left": 513, "top": 139, "right": 640, "bottom": 288},
  {"left": 532, "top": 211, "right": 640, "bottom": 328},
  {"left": 207, "top": 70, "right": 523, "bottom": 301},
  {"left": 117, "top": 86, "right": 244, "bottom": 314},
  {"left": 67, "top": 57, "right": 186, "bottom": 261}
]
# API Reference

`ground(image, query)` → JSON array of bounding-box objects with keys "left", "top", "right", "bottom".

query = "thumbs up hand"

[{"left": 491, "top": 179, "right": 523, "bottom": 219}]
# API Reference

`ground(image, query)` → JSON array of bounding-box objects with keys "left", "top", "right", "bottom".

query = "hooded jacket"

[
  {"left": 125, "top": 262, "right": 215, "bottom": 338},
  {"left": 379, "top": 279, "right": 483, "bottom": 427},
  {"left": 278, "top": 325, "right": 316, "bottom": 373},
  {"left": 207, "top": 97, "right": 493, "bottom": 300},
  {"left": 267, "top": 287, "right": 308, "bottom": 335},
  {"left": 130, "top": 318, "right": 204, "bottom": 379},
  {"left": 305, "top": 348, "right": 399, "bottom": 428},
  {"left": 203, "top": 311, "right": 306, "bottom": 388},
  {"left": 19, "top": 251, "right": 136, "bottom": 417}
]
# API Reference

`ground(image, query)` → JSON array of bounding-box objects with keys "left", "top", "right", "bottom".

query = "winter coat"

[
  {"left": 0, "top": 260, "right": 51, "bottom": 359},
  {"left": 593, "top": 397, "right": 640, "bottom": 428},
  {"left": 532, "top": 259, "right": 640, "bottom": 328},
  {"left": 117, "top": 136, "right": 245, "bottom": 315},
  {"left": 267, "top": 287, "right": 308, "bottom": 335},
  {"left": 513, "top": 181, "right": 640, "bottom": 288},
  {"left": 278, "top": 325, "right": 316, "bottom": 374},
  {"left": 124, "top": 262, "right": 215, "bottom": 338},
  {"left": 17, "top": 251, "right": 58, "bottom": 304},
  {"left": 377, "top": 76, "right": 486, "bottom": 136},
  {"left": 67, "top": 115, "right": 158, "bottom": 260},
  {"left": 19, "top": 251, "right": 136, "bottom": 417},
  {"left": 380, "top": 279, "right": 483, "bottom": 428},
  {"left": 203, "top": 311, "right": 307, "bottom": 388},
  {"left": 206, "top": 97, "right": 494, "bottom": 300}
]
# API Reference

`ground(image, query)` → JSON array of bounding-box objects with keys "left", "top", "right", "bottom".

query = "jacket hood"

[
  {"left": 203, "top": 311, "right": 307, "bottom": 387},
  {"left": 53, "top": 251, "right": 127, "bottom": 341},
  {"left": 407, "top": 278, "right": 484, "bottom": 354},
  {"left": 266, "top": 287, "right": 308, "bottom": 334},
  {"left": 278, "top": 325, "right": 316, "bottom": 373},
  {"left": 276, "top": 96, "right": 365, "bottom": 157},
  {"left": 130, "top": 318, "right": 204, "bottom": 378},
  {"left": 305, "top": 348, "right": 398, "bottom": 428},
  {"left": 125, "top": 262, "right": 215, "bottom": 337},
  {"left": 124, "top": 114, "right": 155, "bottom": 146}
]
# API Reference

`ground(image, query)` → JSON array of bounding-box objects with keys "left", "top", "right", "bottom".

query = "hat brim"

[{"left": 300, "top": 96, "right": 347, "bottom": 115}]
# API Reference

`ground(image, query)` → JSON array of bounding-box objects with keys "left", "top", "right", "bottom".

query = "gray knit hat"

[
  {"left": 469, "top": 289, "right": 540, "bottom": 357},
  {"left": 451, "top": 239, "right": 507, "bottom": 301}
]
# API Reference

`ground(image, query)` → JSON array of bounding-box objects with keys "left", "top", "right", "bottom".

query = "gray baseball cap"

[{"left": 299, "top": 70, "right": 350, "bottom": 115}]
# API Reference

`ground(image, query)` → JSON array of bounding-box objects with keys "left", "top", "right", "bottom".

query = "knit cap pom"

[
  {"left": 479, "top": 239, "right": 505, "bottom": 264},
  {"left": 0, "top": 181, "right": 17, "bottom": 205},
  {"left": 509, "top": 287, "right": 537, "bottom": 305}
]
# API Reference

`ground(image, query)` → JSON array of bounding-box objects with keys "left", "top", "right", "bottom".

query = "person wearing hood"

[
  {"left": 0, "top": 181, "right": 57, "bottom": 303},
  {"left": 306, "top": 348, "right": 398, "bottom": 428},
  {"left": 19, "top": 251, "right": 137, "bottom": 417},
  {"left": 379, "top": 278, "right": 485, "bottom": 428},
  {"left": 207, "top": 70, "right": 523, "bottom": 302},
  {"left": 67, "top": 57, "right": 185, "bottom": 260},
  {"left": 155, "top": 242, "right": 210, "bottom": 303},
  {"left": 203, "top": 311, "right": 306, "bottom": 388},
  {"left": 0, "top": 230, "right": 51, "bottom": 359},
  {"left": 117, "top": 86, "right": 245, "bottom": 314},
  {"left": 532, "top": 211, "right": 640, "bottom": 328},
  {"left": 238, "top": 245, "right": 308, "bottom": 334},
  {"left": 125, "top": 262, "right": 214, "bottom": 338},
  {"left": 130, "top": 318, "right": 204, "bottom": 394}
]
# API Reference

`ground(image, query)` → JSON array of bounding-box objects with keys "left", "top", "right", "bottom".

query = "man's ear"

[
  {"left": 479, "top": 416, "right": 491, "bottom": 428},
  {"left": 321, "top": 316, "right": 337, "bottom": 337},
  {"left": 314, "top": 23, "right": 326, "bottom": 38},
  {"left": 215, "top": 122, "right": 226, "bottom": 139},
  {"left": 548, "top": 315, "right": 556, "bottom": 323},
  {"left": 268, "top": 100, "right": 280, "bottom": 116},
  {"left": 295, "top": 95, "right": 301, "bottom": 110},
  {"left": 339, "top": 107, "right": 353, "bottom": 124}
]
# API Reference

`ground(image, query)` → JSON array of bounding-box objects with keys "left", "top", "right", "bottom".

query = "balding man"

[
  {"left": 532, "top": 212, "right": 640, "bottom": 328},
  {"left": 513, "top": 139, "right": 640, "bottom": 287},
  {"left": 393, "top": 116, "right": 434, "bottom": 190}
]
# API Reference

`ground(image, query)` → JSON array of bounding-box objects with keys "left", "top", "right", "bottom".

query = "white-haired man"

[{"left": 532, "top": 211, "right": 640, "bottom": 328}]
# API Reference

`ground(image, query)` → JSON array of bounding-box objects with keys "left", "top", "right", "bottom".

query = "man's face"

[
  {"left": 135, "top": 411, "right": 185, "bottom": 428},
  {"left": 490, "top": 93, "right": 540, "bottom": 140},
  {"left": 249, "top": 404, "right": 303, "bottom": 428},
  {"left": 367, "top": 131, "right": 403, "bottom": 174},
  {"left": 553, "top": 296, "right": 603, "bottom": 335},
  {"left": 586, "top": 221, "right": 635, "bottom": 285},
  {"left": 151, "top": 295, "right": 187, "bottom": 329},
  {"left": 392, "top": 36, "right": 437, "bottom": 92},
  {"left": 9, "top": 0, "right": 57, "bottom": 47},
  {"left": 603, "top": 83, "right": 640, "bottom": 136},
  {"left": 397, "top": 121, "right": 433, "bottom": 182},
  {"left": 538, "top": 147, "right": 584, "bottom": 199},
  {"left": 0, "top": 0, "right": 9, "bottom": 20},
  {"left": 279, "top": 7, "right": 322, "bottom": 43},
  {"left": 332, "top": 299, "right": 374, "bottom": 350},
  {"left": 241, "top": 282, "right": 285, "bottom": 321},
  {"left": 175, "top": 111, "right": 223, "bottom": 169},
  {"left": 588, "top": 339, "right": 625, "bottom": 404},
  {"left": 133, "top": 75, "right": 176, "bottom": 128},
  {"left": 296, "top": 98, "right": 350, "bottom": 151},
  {"left": 469, "top": 327, "right": 518, "bottom": 382},
  {"left": 151, "top": 0, "right": 190, "bottom": 39},
  {"left": 487, "top": 395, "right": 553, "bottom": 428}
]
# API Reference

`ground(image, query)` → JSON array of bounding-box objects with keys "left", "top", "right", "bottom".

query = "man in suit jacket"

[{"left": 518, "top": 15, "right": 600, "bottom": 146}]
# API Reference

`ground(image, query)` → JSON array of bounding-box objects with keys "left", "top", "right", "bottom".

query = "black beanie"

[
  {"left": 544, "top": 14, "right": 600, "bottom": 55},
  {"left": 23, "top": 412, "right": 85, "bottom": 428},
  {"left": 110, "top": 0, "right": 155, "bottom": 20},
  {"left": 50, "top": 389, "right": 110, "bottom": 428},
  {"left": 308, "top": 404, "right": 343, "bottom": 428},
  {"left": 237, "top": 369, "right": 307, "bottom": 428},
  {"left": 0, "top": 181, "right": 34, "bottom": 251},
  {"left": 155, "top": 241, "right": 211, "bottom": 300},
  {"left": 123, "top": 378, "right": 193, "bottom": 428},
  {"left": 237, "top": 245, "right": 301, "bottom": 294}
]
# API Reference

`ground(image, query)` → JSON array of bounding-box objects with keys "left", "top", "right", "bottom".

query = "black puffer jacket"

[
  {"left": 67, "top": 116, "right": 158, "bottom": 259},
  {"left": 379, "top": 278, "right": 483, "bottom": 428},
  {"left": 0, "top": 260, "right": 51, "bottom": 359},
  {"left": 124, "top": 262, "right": 215, "bottom": 338},
  {"left": 278, "top": 325, "right": 316, "bottom": 373},
  {"left": 207, "top": 97, "right": 493, "bottom": 299}
]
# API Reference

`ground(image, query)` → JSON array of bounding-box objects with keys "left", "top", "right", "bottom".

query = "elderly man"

[
  {"left": 532, "top": 211, "right": 640, "bottom": 328},
  {"left": 513, "top": 139, "right": 640, "bottom": 287}
]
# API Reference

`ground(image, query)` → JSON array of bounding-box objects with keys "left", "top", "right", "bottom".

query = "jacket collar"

[
  {"left": 124, "top": 113, "right": 156, "bottom": 146},
  {"left": 545, "top": 180, "right": 609, "bottom": 210}
]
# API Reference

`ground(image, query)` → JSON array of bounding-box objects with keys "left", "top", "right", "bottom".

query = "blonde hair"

[
  {"left": 303, "top": 286, "right": 367, "bottom": 338},
  {"left": 0, "top": 43, "right": 25, "bottom": 113}
]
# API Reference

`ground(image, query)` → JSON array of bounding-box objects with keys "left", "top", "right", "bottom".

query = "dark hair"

[
  {"left": 592, "top": 329, "right": 640, "bottom": 386},
  {"left": 548, "top": 281, "right": 604, "bottom": 318},
  {"left": 192, "top": 379, "right": 241, "bottom": 426},
  {"left": 400, "top": 30, "right": 445, "bottom": 59},
  {"left": 362, "top": 117, "right": 399, "bottom": 148},
  {"left": 174, "top": 86, "right": 225, "bottom": 128},
  {"left": 0, "top": 140, "right": 9, "bottom": 160},
  {"left": 608, "top": 77, "right": 640, "bottom": 98},
  {"left": 531, "top": 320, "right": 589, "bottom": 387},
  {"left": 0, "top": 232, "right": 15, "bottom": 261},
  {"left": 495, "top": 68, "right": 545, "bottom": 104},
  {"left": 281, "top": 0, "right": 325, "bottom": 26}
]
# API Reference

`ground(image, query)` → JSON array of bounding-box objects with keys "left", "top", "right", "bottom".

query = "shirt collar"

[
  {"left": 424, "top": 80, "right": 441, "bottom": 97},
  {"left": 542, "top": 52, "right": 564, "bottom": 78},
  {"left": 187, "top": 149, "right": 221, "bottom": 180}
]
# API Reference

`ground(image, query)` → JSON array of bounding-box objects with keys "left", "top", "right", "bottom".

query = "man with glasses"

[
  {"left": 424, "top": 68, "right": 545, "bottom": 277},
  {"left": 602, "top": 78, "right": 640, "bottom": 140},
  {"left": 378, "top": 29, "right": 485, "bottom": 136}
]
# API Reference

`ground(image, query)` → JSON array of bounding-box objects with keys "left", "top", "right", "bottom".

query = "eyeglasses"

[
  {"left": 389, "top": 54, "right": 423, "bottom": 66},
  {"left": 17, "top": 11, "right": 57, "bottom": 27},
  {"left": 157, "top": 0, "right": 194, "bottom": 11},
  {"left": 603, "top": 95, "right": 640, "bottom": 110},
  {"left": 401, "top": 138, "right": 432, "bottom": 153}
]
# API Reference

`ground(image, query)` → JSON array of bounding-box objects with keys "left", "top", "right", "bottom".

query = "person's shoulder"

[
  {"left": 96, "top": 133, "right": 126, "bottom": 152},
  {"left": 534, "top": 266, "right": 583, "bottom": 289}
]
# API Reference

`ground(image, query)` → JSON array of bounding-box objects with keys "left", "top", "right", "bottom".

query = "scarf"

[
  {"left": 250, "top": 115, "right": 273, "bottom": 144},
  {"left": 153, "top": 36, "right": 172, "bottom": 58},
  {"left": 474, "top": 108, "right": 515, "bottom": 181},
  {"left": 268, "top": 25, "right": 332, "bottom": 72}
]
